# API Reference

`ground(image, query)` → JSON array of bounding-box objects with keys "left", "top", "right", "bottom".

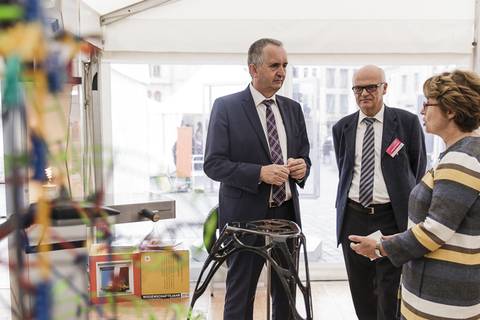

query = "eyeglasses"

[
  {"left": 352, "top": 83, "right": 385, "bottom": 94},
  {"left": 422, "top": 102, "right": 440, "bottom": 109}
]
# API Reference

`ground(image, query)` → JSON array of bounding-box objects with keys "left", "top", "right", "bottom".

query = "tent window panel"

[
  {"left": 326, "top": 94, "right": 336, "bottom": 114},
  {"left": 105, "top": 63, "right": 464, "bottom": 272},
  {"left": 340, "top": 94, "right": 349, "bottom": 115},
  {"left": 339, "top": 69, "right": 349, "bottom": 88},
  {"left": 326, "top": 68, "right": 336, "bottom": 88}
]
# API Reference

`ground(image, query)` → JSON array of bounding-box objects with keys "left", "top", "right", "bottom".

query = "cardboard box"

[
  {"left": 88, "top": 247, "right": 141, "bottom": 304},
  {"left": 140, "top": 250, "right": 189, "bottom": 299}
]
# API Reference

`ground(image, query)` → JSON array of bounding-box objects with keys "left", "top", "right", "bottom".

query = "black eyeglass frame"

[{"left": 351, "top": 82, "right": 385, "bottom": 94}]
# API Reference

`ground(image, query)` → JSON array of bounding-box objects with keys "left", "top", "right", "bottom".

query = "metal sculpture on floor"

[{"left": 190, "top": 218, "right": 313, "bottom": 320}]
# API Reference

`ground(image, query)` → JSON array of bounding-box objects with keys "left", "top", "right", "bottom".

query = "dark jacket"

[
  {"left": 204, "top": 86, "right": 311, "bottom": 228},
  {"left": 332, "top": 106, "right": 426, "bottom": 244}
]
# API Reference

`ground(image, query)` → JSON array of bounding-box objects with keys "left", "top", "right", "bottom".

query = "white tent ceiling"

[
  {"left": 82, "top": 0, "right": 143, "bottom": 15},
  {"left": 77, "top": 0, "right": 477, "bottom": 65}
]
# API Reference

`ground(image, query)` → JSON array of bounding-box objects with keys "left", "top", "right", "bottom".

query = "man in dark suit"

[
  {"left": 204, "top": 38, "right": 311, "bottom": 320},
  {"left": 332, "top": 65, "right": 426, "bottom": 320}
]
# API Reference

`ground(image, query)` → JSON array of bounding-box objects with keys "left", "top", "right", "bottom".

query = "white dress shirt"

[
  {"left": 348, "top": 105, "right": 390, "bottom": 204},
  {"left": 249, "top": 84, "right": 292, "bottom": 201}
]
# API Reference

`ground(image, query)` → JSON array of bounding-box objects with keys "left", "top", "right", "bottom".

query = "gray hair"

[{"left": 248, "top": 38, "right": 283, "bottom": 66}]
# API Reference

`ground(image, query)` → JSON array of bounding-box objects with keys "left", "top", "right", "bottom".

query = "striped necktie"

[
  {"left": 359, "top": 117, "right": 376, "bottom": 207},
  {"left": 263, "top": 99, "right": 286, "bottom": 206}
]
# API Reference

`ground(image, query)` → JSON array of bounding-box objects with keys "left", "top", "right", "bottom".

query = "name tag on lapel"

[{"left": 386, "top": 138, "right": 404, "bottom": 158}]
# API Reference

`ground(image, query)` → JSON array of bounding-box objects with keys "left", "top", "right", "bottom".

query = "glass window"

[
  {"left": 414, "top": 72, "right": 420, "bottom": 92},
  {"left": 106, "top": 63, "right": 462, "bottom": 276},
  {"left": 292, "top": 67, "right": 298, "bottom": 78},
  {"left": 339, "top": 69, "right": 349, "bottom": 88},
  {"left": 401, "top": 74, "right": 408, "bottom": 94},
  {"left": 152, "top": 65, "right": 161, "bottom": 78},
  {"left": 108, "top": 64, "right": 249, "bottom": 196},
  {"left": 154, "top": 90, "right": 162, "bottom": 102},
  {"left": 326, "top": 68, "right": 335, "bottom": 88},
  {"left": 326, "top": 94, "right": 336, "bottom": 114},
  {"left": 292, "top": 83, "right": 301, "bottom": 103},
  {"left": 339, "top": 94, "right": 349, "bottom": 115}
]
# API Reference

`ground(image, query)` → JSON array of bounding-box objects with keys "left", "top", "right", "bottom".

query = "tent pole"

[
  {"left": 101, "top": 0, "right": 179, "bottom": 26},
  {"left": 473, "top": 0, "right": 480, "bottom": 71}
]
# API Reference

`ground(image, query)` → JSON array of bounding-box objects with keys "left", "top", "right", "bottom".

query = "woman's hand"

[
  {"left": 381, "top": 234, "right": 396, "bottom": 241},
  {"left": 348, "top": 235, "right": 379, "bottom": 260}
]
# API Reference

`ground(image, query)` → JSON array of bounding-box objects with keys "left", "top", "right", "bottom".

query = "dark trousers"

[
  {"left": 340, "top": 200, "right": 402, "bottom": 320},
  {"left": 223, "top": 200, "right": 295, "bottom": 320}
]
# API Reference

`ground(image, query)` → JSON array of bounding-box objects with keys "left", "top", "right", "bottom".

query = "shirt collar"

[
  {"left": 358, "top": 104, "right": 385, "bottom": 124},
  {"left": 249, "top": 83, "right": 277, "bottom": 108}
]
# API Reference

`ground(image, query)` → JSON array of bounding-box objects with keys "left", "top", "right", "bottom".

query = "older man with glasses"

[{"left": 332, "top": 65, "right": 427, "bottom": 320}]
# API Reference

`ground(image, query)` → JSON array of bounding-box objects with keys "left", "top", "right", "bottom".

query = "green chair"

[
  {"left": 203, "top": 205, "right": 219, "bottom": 254},
  {"left": 202, "top": 204, "right": 221, "bottom": 297}
]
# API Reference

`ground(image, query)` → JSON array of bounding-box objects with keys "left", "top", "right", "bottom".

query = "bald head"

[
  {"left": 353, "top": 65, "right": 386, "bottom": 83},
  {"left": 352, "top": 65, "right": 388, "bottom": 116}
]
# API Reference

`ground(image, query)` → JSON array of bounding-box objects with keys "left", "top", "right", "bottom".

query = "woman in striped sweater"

[{"left": 349, "top": 69, "right": 480, "bottom": 320}]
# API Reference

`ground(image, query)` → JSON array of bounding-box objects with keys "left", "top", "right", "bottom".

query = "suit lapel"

[
  {"left": 344, "top": 112, "right": 358, "bottom": 166},
  {"left": 276, "top": 97, "right": 291, "bottom": 157},
  {"left": 381, "top": 106, "right": 398, "bottom": 158},
  {"left": 241, "top": 88, "right": 271, "bottom": 158}
]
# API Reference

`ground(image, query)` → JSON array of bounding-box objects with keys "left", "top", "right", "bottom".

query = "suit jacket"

[
  {"left": 332, "top": 106, "right": 426, "bottom": 244},
  {"left": 204, "top": 86, "right": 311, "bottom": 229}
]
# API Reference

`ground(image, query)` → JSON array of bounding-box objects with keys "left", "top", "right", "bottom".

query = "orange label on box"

[{"left": 140, "top": 250, "right": 189, "bottom": 299}]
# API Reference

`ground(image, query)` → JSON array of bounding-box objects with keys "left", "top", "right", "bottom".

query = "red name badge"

[{"left": 386, "top": 138, "right": 404, "bottom": 158}]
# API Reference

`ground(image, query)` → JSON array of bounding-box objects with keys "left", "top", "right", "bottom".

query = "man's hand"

[
  {"left": 348, "top": 235, "right": 378, "bottom": 260},
  {"left": 287, "top": 158, "right": 306, "bottom": 180},
  {"left": 260, "top": 164, "right": 290, "bottom": 186}
]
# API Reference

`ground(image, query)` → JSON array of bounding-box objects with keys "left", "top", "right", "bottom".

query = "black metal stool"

[{"left": 189, "top": 219, "right": 313, "bottom": 320}]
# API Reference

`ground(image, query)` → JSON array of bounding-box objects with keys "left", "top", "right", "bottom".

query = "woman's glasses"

[{"left": 422, "top": 101, "right": 440, "bottom": 110}]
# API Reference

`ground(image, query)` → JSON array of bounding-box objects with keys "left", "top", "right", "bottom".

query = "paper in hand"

[
  {"left": 366, "top": 230, "right": 384, "bottom": 260},
  {"left": 366, "top": 230, "right": 383, "bottom": 241}
]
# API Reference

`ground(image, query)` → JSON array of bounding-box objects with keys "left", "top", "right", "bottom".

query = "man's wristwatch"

[{"left": 375, "top": 240, "right": 383, "bottom": 258}]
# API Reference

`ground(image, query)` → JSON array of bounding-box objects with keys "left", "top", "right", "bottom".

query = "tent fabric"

[
  {"left": 103, "top": 19, "right": 473, "bottom": 54},
  {"left": 79, "top": 0, "right": 475, "bottom": 65},
  {"left": 82, "top": 0, "right": 143, "bottom": 15}
]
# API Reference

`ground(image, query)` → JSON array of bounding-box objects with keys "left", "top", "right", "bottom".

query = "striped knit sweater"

[{"left": 383, "top": 136, "right": 480, "bottom": 320}]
